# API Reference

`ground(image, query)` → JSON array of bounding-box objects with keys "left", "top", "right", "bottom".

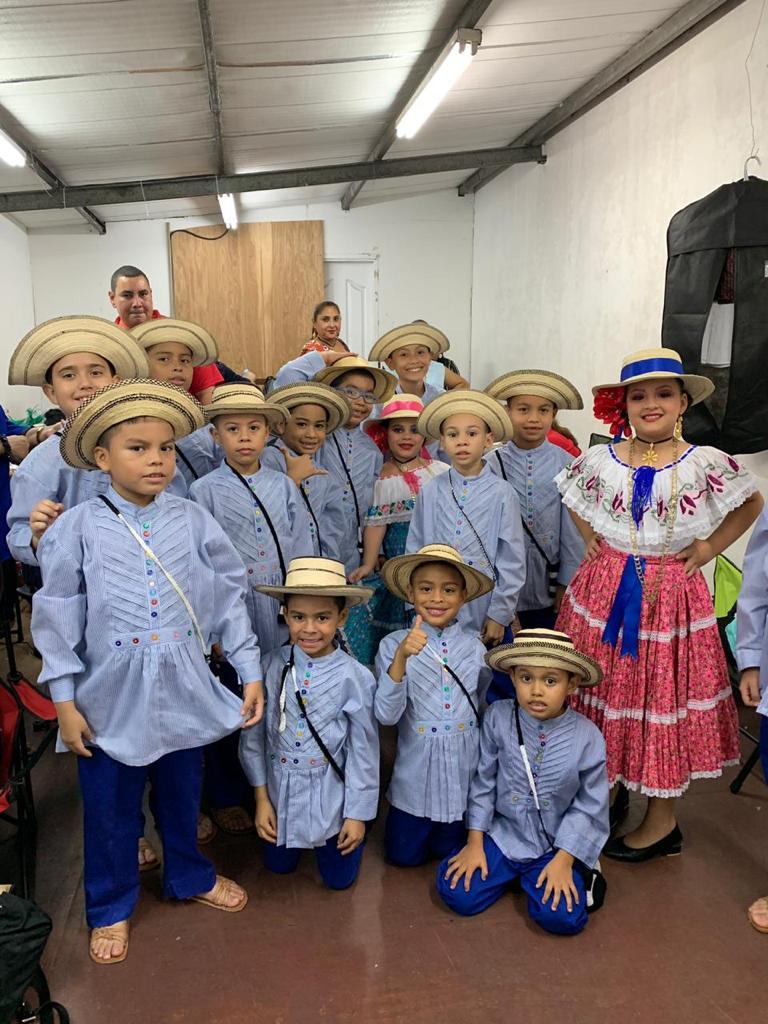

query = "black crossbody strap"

[
  {"left": 226, "top": 462, "right": 287, "bottom": 579},
  {"left": 441, "top": 662, "right": 479, "bottom": 720},
  {"left": 495, "top": 451, "right": 556, "bottom": 572},
  {"left": 331, "top": 434, "right": 361, "bottom": 527},
  {"left": 298, "top": 484, "right": 324, "bottom": 555},
  {"left": 175, "top": 445, "right": 200, "bottom": 481},
  {"left": 494, "top": 449, "right": 508, "bottom": 481},
  {"left": 280, "top": 649, "right": 345, "bottom": 781},
  {"left": 448, "top": 474, "right": 498, "bottom": 582}
]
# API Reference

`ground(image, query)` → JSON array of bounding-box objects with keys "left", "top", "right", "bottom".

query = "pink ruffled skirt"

[{"left": 556, "top": 542, "right": 739, "bottom": 797}]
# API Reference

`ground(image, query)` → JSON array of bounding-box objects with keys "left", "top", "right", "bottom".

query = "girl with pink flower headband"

[
  {"left": 348, "top": 396, "right": 449, "bottom": 662},
  {"left": 555, "top": 348, "right": 762, "bottom": 863}
]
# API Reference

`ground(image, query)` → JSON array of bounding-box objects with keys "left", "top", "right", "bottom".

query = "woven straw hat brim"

[
  {"left": 417, "top": 390, "right": 513, "bottom": 443},
  {"left": 203, "top": 386, "right": 287, "bottom": 429},
  {"left": 369, "top": 324, "right": 447, "bottom": 362},
  {"left": 485, "top": 370, "right": 584, "bottom": 411},
  {"left": 484, "top": 642, "right": 603, "bottom": 687},
  {"left": 313, "top": 358, "right": 396, "bottom": 402},
  {"left": 592, "top": 348, "right": 714, "bottom": 406},
  {"left": 9, "top": 316, "right": 149, "bottom": 386},
  {"left": 381, "top": 546, "right": 494, "bottom": 604},
  {"left": 130, "top": 319, "right": 218, "bottom": 366},
  {"left": 256, "top": 583, "right": 374, "bottom": 607},
  {"left": 267, "top": 382, "right": 351, "bottom": 434},
  {"left": 60, "top": 379, "right": 206, "bottom": 470}
]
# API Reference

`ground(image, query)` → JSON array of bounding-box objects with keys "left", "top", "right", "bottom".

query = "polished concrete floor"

[{"left": 3, "top": 633, "right": 768, "bottom": 1024}]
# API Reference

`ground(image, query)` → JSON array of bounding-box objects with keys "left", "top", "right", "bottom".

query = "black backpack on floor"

[{"left": 0, "top": 893, "right": 69, "bottom": 1023}]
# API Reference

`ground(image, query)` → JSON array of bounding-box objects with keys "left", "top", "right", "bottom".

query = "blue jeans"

[
  {"left": 262, "top": 834, "right": 364, "bottom": 890},
  {"left": 78, "top": 746, "right": 216, "bottom": 927},
  {"left": 385, "top": 806, "right": 466, "bottom": 867},
  {"left": 437, "top": 833, "right": 590, "bottom": 936}
]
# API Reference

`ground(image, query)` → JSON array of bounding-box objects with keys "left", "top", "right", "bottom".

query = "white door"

[{"left": 324, "top": 258, "right": 378, "bottom": 357}]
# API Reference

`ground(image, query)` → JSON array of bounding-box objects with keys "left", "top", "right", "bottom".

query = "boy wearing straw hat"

[
  {"left": 261, "top": 381, "right": 350, "bottom": 563},
  {"left": 31, "top": 379, "right": 264, "bottom": 963},
  {"left": 437, "top": 629, "right": 609, "bottom": 935},
  {"left": 484, "top": 369, "right": 585, "bottom": 635},
  {"left": 367, "top": 323, "right": 448, "bottom": 405},
  {"left": 406, "top": 390, "right": 526, "bottom": 646},
  {"left": 239, "top": 557, "right": 379, "bottom": 890},
  {"left": 6, "top": 316, "right": 152, "bottom": 565},
  {"left": 374, "top": 545, "right": 492, "bottom": 866},
  {"left": 131, "top": 317, "right": 223, "bottom": 485}
]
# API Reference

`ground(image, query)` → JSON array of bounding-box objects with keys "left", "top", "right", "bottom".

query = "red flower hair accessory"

[{"left": 593, "top": 387, "right": 631, "bottom": 439}]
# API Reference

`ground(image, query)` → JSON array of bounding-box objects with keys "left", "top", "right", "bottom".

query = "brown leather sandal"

[
  {"left": 748, "top": 897, "right": 768, "bottom": 933},
  {"left": 138, "top": 837, "right": 160, "bottom": 872},
  {"left": 89, "top": 922, "right": 130, "bottom": 965},
  {"left": 190, "top": 875, "right": 248, "bottom": 913}
]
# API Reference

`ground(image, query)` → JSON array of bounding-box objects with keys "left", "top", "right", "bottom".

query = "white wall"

[
  {"left": 0, "top": 217, "right": 36, "bottom": 417},
  {"left": 25, "top": 190, "right": 475, "bottom": 374},
  {"left": 470, "top": 0, "right": 768, "bottom": 473}
]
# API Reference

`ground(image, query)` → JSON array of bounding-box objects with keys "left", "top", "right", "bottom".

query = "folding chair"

[{"left": 712, "top": 555, "right": 763, "bottom": 794}]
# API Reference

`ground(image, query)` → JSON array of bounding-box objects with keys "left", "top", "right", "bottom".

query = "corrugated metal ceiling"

[{"left": 0, "top": 0, "right": 691, "bottom": 228}]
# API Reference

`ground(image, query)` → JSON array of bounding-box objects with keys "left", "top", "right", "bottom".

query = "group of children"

[{"left": 6, "top": 308, "right": 767, "bottom": 962}]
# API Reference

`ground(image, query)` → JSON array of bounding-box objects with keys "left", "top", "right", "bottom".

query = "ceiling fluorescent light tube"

[
  {"left": 396, "top": 28, "right": 481, "bottom": 140},
  {"left": 0, "top": 128, "right": 26, "bottom": 168},
  {"left": 218, "top": 192, "right": 238, "bottom": 230}
]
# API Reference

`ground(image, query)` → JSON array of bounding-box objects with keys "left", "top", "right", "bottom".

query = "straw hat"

[
  {"left": 313, "top": 355, "right": 396, "bottom": 402},
  {"left": 484, "top": 629, "right": 603, "bottom": 687},
  {"left": 203, "top": 383, "right": 288, "bottom": 430},
  {"left": 364, "top": 395, "right": 424, "bottom": 431},
  {"left": 485, "top": 370, "right": 583, "bottom": 411},
  {"left": 9, "top": 316, "right": 149, "bottom": 387},
  {"left": 592, "top": 348, "right": 714, "bottom": 405},
  {"left": 130, "top": 318, "right": 218, "bottom": 366},
  {"left": 417, "top": 390, "right": 513, "bottom": 443},
  {"left": 257, "top": 556, "right": 374, "bottom": 607},
  {"left": 381, "top": 544, "right": 494, "bottom": 604},
  {"left": 267, "top": 382, "right": 351, "bottom": 434},
  {"left": 369, "top": 323, "right": 448, "bottom": 362},
  {"left": 60, "top": 379, "right": 205, "bottom": 470}
]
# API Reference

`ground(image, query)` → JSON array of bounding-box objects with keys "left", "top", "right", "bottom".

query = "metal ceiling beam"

[
  {"left": 196, "top": 0, "right": 226, "bottom": 175},
  {"left": 458, "top": 0, "right": 749, "bottom": 196},
  {"left": 0, "top": 145, "right": 542, "bottom": 214},
  {"left": 0, "top": 120, "right": 105, "bottom": 233},
  {"left": 340, "top": 0, "right": 495, "bottom": 211}
]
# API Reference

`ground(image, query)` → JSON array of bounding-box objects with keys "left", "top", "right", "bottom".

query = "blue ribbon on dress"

[{"left": 602, "top": 554, "right": 645, "bottom": 659}]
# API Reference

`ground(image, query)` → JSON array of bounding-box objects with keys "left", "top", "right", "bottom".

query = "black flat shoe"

[
  {"left": 609, "top": 784, "right": 629, "bottom": 831},
  {"left": 604, "top": 824, "right": 683, "bottom": 863}
]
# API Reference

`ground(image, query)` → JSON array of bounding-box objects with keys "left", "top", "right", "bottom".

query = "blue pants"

[
  {"left": 204, "top": 659, "right": 251, "bottom": 809},
  {"left": 78, "top": 746, "right": 216, "bottom": 928},
  {"left": 262, "top": 835, "right": 364, "bottom": 890},
  {"left": 385, "top": 806, "right": 466, "bottom": 867},
  {"left": 487, "top": 607, "right": 557, "bottom": 703},
  {"left": 437, "top": 834, "right": 589, "bottom": 936}
]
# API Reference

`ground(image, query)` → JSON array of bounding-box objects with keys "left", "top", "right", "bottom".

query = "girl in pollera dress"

[{"left": 555, "top": 348, "right": 762, "bottom": 862}]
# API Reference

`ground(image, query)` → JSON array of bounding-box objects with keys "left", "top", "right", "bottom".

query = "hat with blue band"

[{"left": 592, "top": 347, "right": 714, "bottom": 405}]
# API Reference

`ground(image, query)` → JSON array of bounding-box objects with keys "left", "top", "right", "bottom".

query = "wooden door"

[{"left": 170, "top": 220, "right": 325, "bottom": 379}]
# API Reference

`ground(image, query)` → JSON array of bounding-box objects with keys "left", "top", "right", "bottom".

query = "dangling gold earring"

[{"left": 674, "top": 416, "right": 683, "bottom": 442}]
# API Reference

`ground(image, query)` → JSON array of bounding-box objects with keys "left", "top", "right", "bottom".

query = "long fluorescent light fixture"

[
  {"left": 396, "top": 28, "right": 481, "bottom": 140},
  {"left": 0, "top": 127, "right": 26, "bottom": 167},
  {"left": 218, "top": 192, "right": 238, "bottom": 230}
]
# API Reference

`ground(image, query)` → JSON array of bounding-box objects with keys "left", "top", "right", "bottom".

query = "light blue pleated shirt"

[
  {"left": 7, "top": 434, "right": 188, "bottom": 565},
  {"left": 737, "top": 505, "right": 768, "bottom": 718},
  {"left": 406, "top": 465, "right": 526, "bottom": 632},
  {"left": 374, "top": 622, "right": 491, "bottom": 822},
  {"left": 176, "top": 424, "right": 223, "bottom": 486},
  {"left": 260, "top": 443, "right": 346, "bottom": 562},
  {"left": 189, "top": 461, "right": 314, "bottom": 652},
  {"left": 239, "top": 643, "right": 380, "bottom": 848},
  {"left": 32, "top": 486, "right": 261, "bottom": 766},
  {"left": 487, "top": 440, "right": 584, "bottom": 611},
  {"left": 467, "top": 702, "right": 609, "bottom": 868}
]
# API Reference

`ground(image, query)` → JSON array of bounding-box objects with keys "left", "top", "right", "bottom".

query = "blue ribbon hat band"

[{"left": 620, "top": 356, "right": 683, "bottom": 381}]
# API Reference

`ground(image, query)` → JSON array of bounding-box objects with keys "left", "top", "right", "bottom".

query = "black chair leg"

[{"left": 730, "top": 744, "right": 763, "bottom": 794}]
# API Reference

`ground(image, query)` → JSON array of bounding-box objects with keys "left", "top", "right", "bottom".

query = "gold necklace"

[
  {"left": 635, "top": 434, "right": 674, "bottom": 466},
  {"left": 626, "top": 437, "right": 679, "bottom": 606}
]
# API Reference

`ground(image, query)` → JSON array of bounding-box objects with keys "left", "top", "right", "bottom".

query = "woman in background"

[{"left": 301, "top": 301, "right": 351, "bottom": 356}]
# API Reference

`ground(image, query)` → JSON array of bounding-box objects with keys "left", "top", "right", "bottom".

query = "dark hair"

[
  {"left": 110, "top": 265, "right": 150, "bottom": 292},
  {"left": 284, "top": 593, "right": 346, "bottom": 613},
  {"left": 95, "top": 415, "right": 172, "bottom": 450},
  {"left": 43, "top": 407, "right": 65, "bottom": 426},
  {"left": 335, "top": 368, "right": 375, "bottom": 389},
  {"left": 312, "top": 300, "right": 340, "bottom": 322},
  {"left": 44, "top": 355, "right": 116, "bottom": 385}
]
